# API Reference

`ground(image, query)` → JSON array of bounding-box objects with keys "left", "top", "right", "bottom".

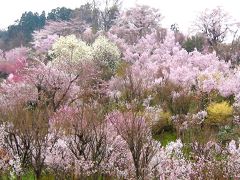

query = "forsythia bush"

[{"left": 206, "top": 101, "right": 233, "bottom": 125}]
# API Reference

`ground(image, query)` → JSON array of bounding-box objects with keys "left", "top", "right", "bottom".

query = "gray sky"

[{"left": 1, "top": 0, "right": 240, "bottom": 35}]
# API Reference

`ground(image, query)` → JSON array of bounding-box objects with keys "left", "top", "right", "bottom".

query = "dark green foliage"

[
  {"left": 73, "top": 1, "right": 120, "bottom": 32},
  {"left": 153, "top": 131, "right": 177, "bottom": 147},
  {"left": 47, "top": 7, "right": 73, "bottom": 21},
  {"left": 170, "top": 23, "right": 179, "bottom": 33},
  {"left": 0, "top": 71, "right": 9, "bottom": 79},
  {"left": 217, "top": 125, "right": 240, "bottom": 145},
  {"left": 0, "top": 11, "right": 46, "bottom": 50},
  {"left": 183, "top": 35, "right": 205, "bottom": 52},
  {"left": 0, "top": 30, "right": 8, "bottom": 42},
  {"left": 19, "top": 11, "right": 46, "bottom": 42},
  {"left": 0, "top": 1, "right": 121, "bottom": 50},
  {"left": 0, "top": 7, "right": 74, "bottom": 50},
  {"left": 101, "top": 3, "right": 120, "bottom": 31}
]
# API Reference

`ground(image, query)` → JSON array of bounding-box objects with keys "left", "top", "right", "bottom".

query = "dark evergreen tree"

[{"left": 47, "top": 7, "right": 73, "bottom": 21}]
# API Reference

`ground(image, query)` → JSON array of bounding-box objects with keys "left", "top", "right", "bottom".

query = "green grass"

[{"left": 153, "top": 131, "right": 177, "bottom": 147}]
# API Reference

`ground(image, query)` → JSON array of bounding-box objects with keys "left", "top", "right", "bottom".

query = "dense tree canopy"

[{"left": 47, "top": 7, "right": 73, "bottom": 21}]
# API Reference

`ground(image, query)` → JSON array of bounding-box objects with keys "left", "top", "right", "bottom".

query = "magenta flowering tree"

[{"left": 0, "top": 47, "right": 30, "bottom": 81}]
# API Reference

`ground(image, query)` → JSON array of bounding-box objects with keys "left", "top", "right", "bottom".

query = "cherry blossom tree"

[
  {"left": 194, "top": 7, "right": 237, "bottom": 47},
  {"left": 110, "top": 5, "right": 162, "bottom": 44}
]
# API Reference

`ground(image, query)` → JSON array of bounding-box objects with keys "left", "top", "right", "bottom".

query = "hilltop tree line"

[
  {"left": 0, "top": 2, "right": 240, "bottom": 66},
  {"left": 0, "top": 0, "right": 120, "bottom": 50}
]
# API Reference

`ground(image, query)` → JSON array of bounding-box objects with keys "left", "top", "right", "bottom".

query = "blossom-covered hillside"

[{"left": 0, "top": 4, "right": 240, "bottom": 180}]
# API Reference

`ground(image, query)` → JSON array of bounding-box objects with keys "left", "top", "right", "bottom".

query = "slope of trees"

[
  {"left": 0, "top": 0, "right": 120, "bottom": 50},
  {"left": 0, "top": 4, "right": 240, "bottom": 179},
  {"left": 0, "top": 11, "right": 46, "bottom": 50}
]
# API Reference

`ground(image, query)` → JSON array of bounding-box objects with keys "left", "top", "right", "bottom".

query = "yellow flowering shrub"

[{"left": 206, "top": 101, "right": 233, "bottom": 125}]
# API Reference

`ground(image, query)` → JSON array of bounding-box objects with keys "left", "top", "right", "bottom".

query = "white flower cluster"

[
  {"left": 193, "top": 110, "right": 208, "bottom": 124},
  {"left": 92, "top": 36, "right": 121, "bottom": 71},
  {"left": 49, "top": 35, "right": 121, "bottom": 74},
  {"left": 165, "top": 139, "right": 184, "bottom": 157},
  {"left": 9, "top": 155, "right": 22, "bottom": 176},
  {"left": 50, "top": 35, "right": 92, "bottom": 64},
  {"left": 227, "top": 140, "right": 240, "bottom": 177}
]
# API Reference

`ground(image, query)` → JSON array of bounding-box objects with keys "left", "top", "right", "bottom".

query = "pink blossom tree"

[
  {"left": 0, "top": 47, "right": 29, "bottom": 81},
  {"left": 110, "top": 5, "right": 162, "bottom": 44}
]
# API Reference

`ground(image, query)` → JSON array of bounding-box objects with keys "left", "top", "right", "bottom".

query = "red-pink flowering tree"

[{"left": 0, "top": 47, "right": 29, "bottom": 81}]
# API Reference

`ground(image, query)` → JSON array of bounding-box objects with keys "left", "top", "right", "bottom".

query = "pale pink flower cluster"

[
  {"left": 33, "top": 34, "right": 59, "bottom": 53},
  {"left": 226, "top": 140, "right": 240, "bottom": 178},
  {"left": 108, "top": 30, "right": 239, "bottom": 100}
]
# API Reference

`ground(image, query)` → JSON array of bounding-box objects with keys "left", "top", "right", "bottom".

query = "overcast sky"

[{"left": 1, "top": 0, "right": 240, "bottom": 35}]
